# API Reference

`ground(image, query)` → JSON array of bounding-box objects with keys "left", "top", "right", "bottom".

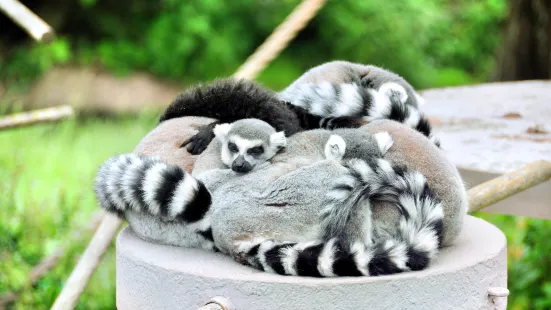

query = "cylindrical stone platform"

[{"left": 116, "top": 215, "right": 507, "bottom": 310}]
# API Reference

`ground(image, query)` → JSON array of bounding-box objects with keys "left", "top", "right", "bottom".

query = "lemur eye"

[
  {"left": 247, "top": 146, "right": 264, "bottom": 156},
  {"left": 228, "top": 142, "right": 238, "bottom": 153}
]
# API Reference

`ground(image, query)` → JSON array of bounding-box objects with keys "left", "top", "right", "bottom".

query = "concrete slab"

[
  {"left": 420, "top": 81, "right": 551, "bottom": 218},
  {"left": 116, "top": 215, "right": 507, "bottom": 310}
]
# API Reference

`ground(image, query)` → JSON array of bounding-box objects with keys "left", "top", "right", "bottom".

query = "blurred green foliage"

[
  {"left": 0, "top": 114, "right": 158, "bottom": 309},
  {"left": 2, "top": 0, "right": 550, "bottom": 309},
  {"left": 1, "top": 0, "right": 508, "bottom": 90}
]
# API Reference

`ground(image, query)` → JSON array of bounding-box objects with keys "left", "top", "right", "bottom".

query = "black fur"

[
  {"left": 295, "top": 244, "right": 324, "bottom": 277},
  {"left": 159, "top": 78, "right": 303, "bottom": 154},
  {"left": 180, "top": 180, "right": 212, "bottom": 223},
  {"left": 154, "top": 166, "right": 185, "bottom": 216},
  {"left": 180, "top": 121, "right": 220, "bottom": 154}
]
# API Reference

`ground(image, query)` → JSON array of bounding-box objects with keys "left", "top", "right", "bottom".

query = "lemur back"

[{"left": 159, "top": 61, "right": 438, "bottom": 155}]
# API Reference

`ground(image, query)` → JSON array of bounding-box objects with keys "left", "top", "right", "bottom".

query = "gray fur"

[
  {"left": 280, "top": 60, "right": 424, "bottom": 108},
  {"left": 277, "top": 61, "right": 439, "bottom": 146},
  {"left": 94, "top": 118, "right": 467, "bottom": 277}
]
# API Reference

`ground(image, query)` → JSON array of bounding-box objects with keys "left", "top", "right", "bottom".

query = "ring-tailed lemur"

[
  {"left": 232, "top": 133, "right": 444, "bottom": 277},
  {"left": 213, "top": 118, "right": 286, "bottom": 173},
  {"left": 94, "top": 118, "right": 288, "bottom": 250},
  {"left": 95, "top": 120, "right": 450, "bottom": 277},
  {"left": 159, "top": 61, "right": 438, "bottom": 155}
]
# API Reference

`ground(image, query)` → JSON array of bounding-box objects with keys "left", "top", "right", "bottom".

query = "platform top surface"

[
  {"left": 420, "top": 81, "right": 551, "bottom": 174},
  {"left": 117, "top": 215, "right": 506, "bottom": 285}
]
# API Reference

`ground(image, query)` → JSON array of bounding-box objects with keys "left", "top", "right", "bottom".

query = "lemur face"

[{"left": 213, "top": 120, "right": 286, "bottom": 173}]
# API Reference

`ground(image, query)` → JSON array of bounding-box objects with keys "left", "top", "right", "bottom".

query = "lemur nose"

[{"left": 232, "top": 156, "right": 252, "bottom": 173}]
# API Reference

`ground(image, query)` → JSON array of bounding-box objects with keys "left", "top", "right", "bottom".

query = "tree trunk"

[{"left": 492, "top": 0, "right": 551, "bottom": 81}]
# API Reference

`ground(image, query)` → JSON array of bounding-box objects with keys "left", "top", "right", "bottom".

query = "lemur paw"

[
  {"left": 320, "top": 116, "right": 365, "bottom": 130},
  {"left": 324, "top": 135, "right": 347, "bottom": 161},
  {"left": 373, "top": 131, "right": 394, "bottom": 155},
  {"left": 379, "top": 82, "right": 408, "bottom": 104},
  {"left": 180, "top": 123, "right": 217, "bottom": 155}
]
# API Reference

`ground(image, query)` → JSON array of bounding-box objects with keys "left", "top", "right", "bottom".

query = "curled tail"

[
  {"left": 94, "top": 153, "right": 212, "bottom": 224},
  {"left": 234, "top": 158, "right": 444, "bottom": 277},
  {"left": 368, "top": 83, "right": 441, "bottom": 147},
  {"left": 280, "top": 81, "right": 440, "bottom": 147}
]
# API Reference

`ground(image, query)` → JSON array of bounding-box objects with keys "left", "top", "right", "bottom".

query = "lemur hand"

[
  {"left": 180, "top": 122, "right": 219, "bottom": 155},
  {"left": 319, "top": 116, "right": 366, "bottom": 130}
]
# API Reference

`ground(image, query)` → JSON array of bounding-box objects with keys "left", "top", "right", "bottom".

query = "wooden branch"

[
  {"left": 0, "top": 105, "right": 74, "bottom": 131},
  {"left": 0, "top": 212, "right": 103, "bottom": 310},
  {"left": 468, "top": 160, "right": 551, "bottom": 213},
  {"left": 50, "top": 214, "right": 122, "bottom": 310},
  {"left": 0, "top": 0, "right": 55, "bottom": 43},
  {"left": 233, "top": 0, "right": 327, "bottom": 80}
]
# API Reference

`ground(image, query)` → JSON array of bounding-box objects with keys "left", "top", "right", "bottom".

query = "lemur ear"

[
  {"left": 373, "top": 131, "right": 394, "bottom": 155},
  {"left": 270, "top": 131, "right": 287, "bottom": 149},
  {"left": 213, "top": 123, "right": 232, "bottom": 141}
]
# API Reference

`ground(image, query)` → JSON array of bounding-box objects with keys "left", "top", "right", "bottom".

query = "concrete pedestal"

[{"left": 116, "top": 215, "right": 507, "bottom": 310}]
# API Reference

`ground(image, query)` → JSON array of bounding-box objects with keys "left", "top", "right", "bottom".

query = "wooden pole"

[
  {"left": 468, "top": 160, "right": 551, "bottom": 213},
  {"left": 50, "top": 214, "right": 121, "bottom": 310},
  {"left": 0, "top": 106, "right": 74, "bottom": 131},
  {"left": 233, "top": 0, "right": 327, "bottom": 80},
  {"left": 0, "top": 0, "right": 55, "bottom": 43}
]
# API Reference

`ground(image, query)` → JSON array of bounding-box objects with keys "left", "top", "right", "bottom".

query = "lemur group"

[{"left": 95, "top": 60, "right": 468, "bottom": 278}]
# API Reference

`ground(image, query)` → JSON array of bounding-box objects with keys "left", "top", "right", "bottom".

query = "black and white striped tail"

[
  {"left": 234, "top": 158, "right": 444, "bottom": 277},
  {"left": 367, "top": 86, "right": 441, "bottom": 147},
  {"left": 94, "top": 153, "right": 212, "bottom": 223},
  {"left": 280, "top": 81, "right": 440, "bottom": 147}
]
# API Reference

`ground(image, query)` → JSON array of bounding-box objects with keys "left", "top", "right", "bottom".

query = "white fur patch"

[
  {"left": 379, "top": 82, "right": 408, "bottom": 103},
  {"left": 384, "top": 240, "right": 409, "bottom": 270},
  {"left": 404, "top": 107, "right": 421, "bottom": 128},
  {"left": 410, "top": 226, "right": 439, "bottom": 257},
  {"left": 347, "top": 159, "right": 376, "bottom": 183},
  {"left": 317, "top": 239, "right": 336, "bottom": 277},
  {"left": 281, "top": 247, "right": 298, "bottom": 276},
  {"left": 106, "top": 155, "right": 136, "bottom": 211},
  {"left": 324, "top": 135, "right": 346, "bottom": 161},
  {"left": 213, "top": 123, "right": 232, "bottom": 141},
  {"left": 414, "top": 92, "right": 425, "bottom": 106},
  {"left": 121, "top": 158, "right": 147, "bottom": 212},
  {"left": 375, "top": 158, "right": 395, "bottom": 178},
  {"left": 365, "top": 89, "right": 392, "bottom": 120},
  {"left": 351, "top": 242, "right": 371, "bottom": 276},
  {"left": 258, "top": 241, "right": 277, "bottom": 274},
  {"left": 270, "top": 131, "right": 287, "bottom": 149},
  {"left": 336, "top": 83, "right": 364, "bottom": 116},
  {"left": 142, "top": 163, "right": 167, "bottom": 215},
  {"left": 361, "top": 201, "right": 374, "bottom": 247},
  {"left": 373, "top": 132, "right": 394, "bottom": 155}
]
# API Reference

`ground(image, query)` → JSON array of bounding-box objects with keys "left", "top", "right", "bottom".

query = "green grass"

[
  {"left": 0, "top": 113, "right": 158, "bottom": 309},
  {"left": 0, "top": 112, "right": 549, "bottom": 309}
]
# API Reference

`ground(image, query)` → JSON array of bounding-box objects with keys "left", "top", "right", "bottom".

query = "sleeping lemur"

[
  {"left": 95, "top": 119, "right": 458, "bottom": 277},
  {"left": 234, "top": 133, "right": 444, "bottom": 277},
  {"left": 213, "top": 118, "right": 286, "bottom": 173},
  {"left": 159, "top": 61, "right": 438, "bottom": 155}
]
